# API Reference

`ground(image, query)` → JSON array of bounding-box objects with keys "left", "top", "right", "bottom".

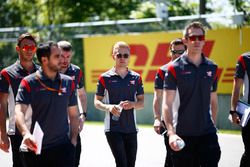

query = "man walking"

[
  {"left": 162, "top": 22, "right": 221, "bottom": 167},
  {"left": 0, "top": 33, "right": 39, "bottom": 167},
  {"left": 58, "top": 40, "right": 87, "bottom": 167},
  {"left": 15, "top": 41, "right": 79, "bottom": 167}
]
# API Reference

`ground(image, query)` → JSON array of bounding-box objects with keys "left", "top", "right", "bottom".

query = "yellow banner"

[{"left": 83, "top": 27, "right": 250, "bottom": 94}]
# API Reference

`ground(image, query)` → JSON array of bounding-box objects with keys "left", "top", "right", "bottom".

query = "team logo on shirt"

[
  {"left": 130, "top": 80, "right": 135, "bottom": 85},
  {"left": 61, "top": 87, "right": 67, "bottom": 93},
  {"left": 207, "top": 71, "right": 212, "bottom": 77},
  {"left": 71, "top": 76, "right": 75, "bottom": 80}
]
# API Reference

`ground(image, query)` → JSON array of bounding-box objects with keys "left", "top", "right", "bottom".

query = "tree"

[{"left": 229, "top": 0, "right": 250, "bottom": 25}]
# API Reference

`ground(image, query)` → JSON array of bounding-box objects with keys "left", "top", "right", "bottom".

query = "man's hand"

[
  {"left": 0, "top": 133, "right": 9, "bottom": 152},
  {"left": 229, "top": 111, "right": 240, "bottom": 124},
  {"left": 108, "top": 105, "right": 122, "bottom": 117},
  {"left": 153, "top": 119, "right": 162, "bottom": 134},
  {"left": 22, "top": 133, "right": 37, "bottom": 153},
  {"left": 168, "top": 133, "right": 183, "bottom": 152},
  {"left": 120, "top": 101, "right": 135, "bottom": 110}
]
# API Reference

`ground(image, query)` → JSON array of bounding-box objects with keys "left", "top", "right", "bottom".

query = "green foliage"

[{"left": 229, "top": 0, "right": 250, "bottom": 25}]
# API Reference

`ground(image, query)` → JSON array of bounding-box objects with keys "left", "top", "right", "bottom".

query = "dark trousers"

[
  {"left": 9, "top": 135, "right": 24, "bottom": 167},
  {"left": 171, "top": 133, "right": 221, "bottom": 167},
  {"left": 240, "top": 122, "right": 250, "bottom": 167},
  {"left": 105, "top": 132, "right": 137, "bottom": 167},
  {"left": 75, "top": 134, "right": 81, "bottom": 167},
  {"left": 163, "top": 133, "right": 173, "bottom": 167},
  {"left": 21, "top": 141, "right": 76, "bottom": 167}
]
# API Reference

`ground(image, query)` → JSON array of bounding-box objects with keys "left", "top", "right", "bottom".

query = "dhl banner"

[{"left": 83, "top": 27, "right": 250, "bottom": 94}]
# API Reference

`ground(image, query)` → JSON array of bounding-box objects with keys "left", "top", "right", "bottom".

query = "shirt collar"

[
  {"left": 109, "top": 67, "right": 131, "bottom": 76},
  {"left": 37, "top": 67, "right": 61, "bottom": 82},
  {"left": 181, "top": 53, "right": 208, "bottom": 65},
  {"left": 15, "top": 59, "right": 38, "bottom": 74}
]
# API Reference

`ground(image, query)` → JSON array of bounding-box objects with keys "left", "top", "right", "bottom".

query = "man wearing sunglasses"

[
  {"left": 162, "top": 22, "right": 221, "bottom": 167},
  {"left": 153, "top": 38, "right": 186, "bottom": 167},
  {"left": 58, "top": 40, "right": 87, "bottom": 167},
  {"left": 94, "top": 41, "right": 144, "bottom": 167},
  {"left": 0, "top": 33, "right": 39, "bottom": 167},
  {"left": 15, "top": 41, "right": 79, "bottom": 166}
]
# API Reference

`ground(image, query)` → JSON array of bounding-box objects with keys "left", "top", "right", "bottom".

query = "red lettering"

[
  {"left": 203, "top": 41, "right": 214, "bottom": 57},
  {"left": 130, "top": 44, "right": 148, "bottom": 66},
  {"left": 151, "top": 43, "right": 171, "bottom": 66}
]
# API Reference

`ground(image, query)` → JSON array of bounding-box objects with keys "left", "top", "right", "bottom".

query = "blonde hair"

[{"left": 112, "top": 41, "right": 130, "bottom": 55}]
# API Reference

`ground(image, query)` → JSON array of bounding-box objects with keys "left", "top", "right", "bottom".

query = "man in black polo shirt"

[
  {"left": 15, "top": 41, "right": 79, "bottom": 167},
  {"left": 0, "top": 33, "right": 39, "bottom": 167},
  {"left": 230, "top": 52, "right": 250, "bottom": 167},
  {"left": 58, "top": 40, "right": 87, "bottom": 167},
  {"left": 153, "top": 38, "right": 186, "bottom": 167},
  {"left": 162, "top": 22, "right": 221, "bottom": 167},
  {"left": 94, "top": 41, "right": 144, "bottom": 167}
]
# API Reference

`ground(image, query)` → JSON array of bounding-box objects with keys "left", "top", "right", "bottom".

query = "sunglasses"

[
  {"left": 22, "top": 45, "right": 36, "bottom": 52},
  {"left": 171, "top": 50, "right": 185, "bottom": 55},
  {"left": 188, "top": 35, "right": 205, "bottom": 41},
  {"left": 116, "top": 53, "right": 129, "bottom": 59}
]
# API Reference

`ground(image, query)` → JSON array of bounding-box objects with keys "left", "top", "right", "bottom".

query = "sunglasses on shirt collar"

[
  {"left": 116, "top": 53, "right": 129, "bottom": 59},
  {"left": 171, "top": 50, "right": 185, "bottom": 55}
]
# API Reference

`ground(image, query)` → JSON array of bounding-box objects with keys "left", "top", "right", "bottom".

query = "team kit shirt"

[
  {"left": 15, "top": 68, "right": 77, "bottom": 149},
  {"left": 164, "top": 54, "right": 219, "bottom": 136},
  {"left": 235, "top": 52, "right": 250, "bottom": 104},
  {"left": 0, "top": 60, "right": 39, "bottom": 135},
  {"left": 96, "top": 68, "right": 144, "bottom": 133},
  {"left": 64, "top": 64, "right": 84, "bottom": 89},
  {"left": 155, "top": 63, "right": 180, "bottom": 127}
]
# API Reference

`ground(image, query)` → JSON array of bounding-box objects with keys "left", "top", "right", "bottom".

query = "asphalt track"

[{"left": 0, "top": 123, "right": 244, "bottom": 167}]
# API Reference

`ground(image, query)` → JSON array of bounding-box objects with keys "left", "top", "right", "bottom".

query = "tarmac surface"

[{"left": 0, "top": 123, "right": 244, "bottom": 167}]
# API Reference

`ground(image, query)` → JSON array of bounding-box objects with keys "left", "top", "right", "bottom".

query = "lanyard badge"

[{"left": 36, "top": 72, "right": 63, "bottom": 96}]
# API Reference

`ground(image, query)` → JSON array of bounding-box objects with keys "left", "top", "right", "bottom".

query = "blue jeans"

[{"left": 105, "top": 132, "right": 137, "bottom": 167}]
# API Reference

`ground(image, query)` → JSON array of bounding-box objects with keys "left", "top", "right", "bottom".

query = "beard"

[{"left": 48, "top": 62, "right": 60, "bottom": 72}]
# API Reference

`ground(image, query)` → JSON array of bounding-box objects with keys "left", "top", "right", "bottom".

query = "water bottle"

[
  {"left": 112, "top": 104, "right": 123, "bottom": 121},
  {"left": 176, "top": 139, "right": 185, "bottom": 150}
]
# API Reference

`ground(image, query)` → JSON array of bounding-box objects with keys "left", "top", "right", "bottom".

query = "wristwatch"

[{"left": 80, "top": 112, "right": 87, "bottom": 119}]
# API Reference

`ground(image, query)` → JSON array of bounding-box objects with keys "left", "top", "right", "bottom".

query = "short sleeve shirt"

[
  {"left": 154, "top": 64, "right": 169, "bottom": 90},
  {"left": 96, "top": 68, "right": 144, "bottom": 133},
  {"left": 16, "top": 69, "right": 77, "bottom": 149},
  {"left": 0, "top": 60, "right": 39, "bottom": 135},
  {"left": 234, "top": 52, "right": 250, "bottom": 103},
  {"left": 164, "top": 54, "right": 218, "bottom": 136},
  {"left": 64, "top": 64, "right": 84, "bottom": 89}
]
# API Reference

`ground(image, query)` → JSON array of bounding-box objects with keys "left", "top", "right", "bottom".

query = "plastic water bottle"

[
  {"left": 112, "top": 104, "right": 123, "bottom": 121},
  {"left": 176, "top": 139, "right": 185, "bottom": 150}
]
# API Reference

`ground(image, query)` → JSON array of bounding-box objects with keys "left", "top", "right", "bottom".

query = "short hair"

[
  {"left": 183, "top": 22, "right": 205, "bottom": 39},
  {"left": 170, "top": 38, "right": 187, "bottom": 50},
  {"left": 17, "top": 33, "right": 37, "bottom": 46},
  {"left": 112, "top": 41, "right": 130, "bottom": 55},
  {"left": 36, "top": 41, "right": 58, "bottom": 64},
  {"left": 57, "top": 41, "right": 72, "bottom": 51}
]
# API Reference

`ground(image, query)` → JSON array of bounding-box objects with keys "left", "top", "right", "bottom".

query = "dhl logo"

[{"left": 90, "top": 41, "right": 234, "bottom": 84}]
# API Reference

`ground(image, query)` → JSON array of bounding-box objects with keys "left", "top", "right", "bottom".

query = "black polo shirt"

[
  {"left": 235, "top": 52, "right": 250, "bottom": 104},
  {"left": 96, "top": 67, "right": 144, "bottom": 133},
  {"left": 15, "top": 68, "right": 77, "bottom": 149},
  {"left": 164, "top": 54, "right": 218, "bottom": 136},
  {"left": 64, "top": 64, "right": 84, "bottom": 89},
  {"left": 0, "top": 60, "right": 39, "bottom": 135},
  {"left": 154, "top": 63, "right": 168, "bottom": 90}
]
